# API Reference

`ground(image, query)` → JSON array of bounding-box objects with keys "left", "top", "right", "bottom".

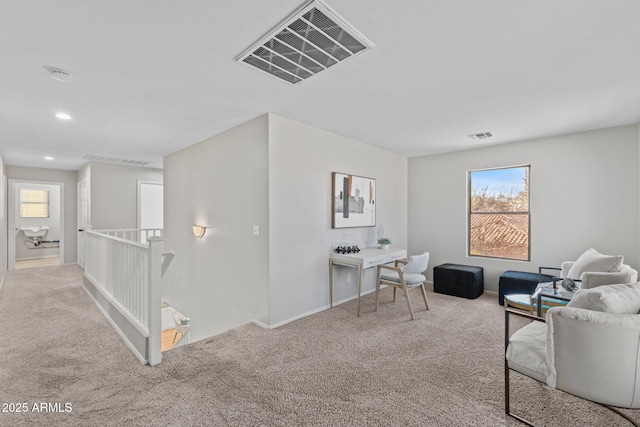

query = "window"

[
  {"left": 20, "top": 188, "right": 50, "bottom": 218},
  {"left": 468, "top": 166, "right": 530, "bottom": 261}
]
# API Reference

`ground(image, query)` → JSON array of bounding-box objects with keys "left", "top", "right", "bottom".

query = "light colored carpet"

[{"left": 0, "top": 265, "right": 637, "bottom": 426}]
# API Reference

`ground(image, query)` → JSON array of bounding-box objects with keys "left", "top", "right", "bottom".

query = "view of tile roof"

[{"left": 470, "top": 213, "right": 528, "bottom": 246}]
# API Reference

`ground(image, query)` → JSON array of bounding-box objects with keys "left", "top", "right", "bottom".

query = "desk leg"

[
  {"left": 329, "top": 259, "right": 334, "bottom": 308},
  {"left": 356, "top": 264, "right": 362, "bottom": 317}
]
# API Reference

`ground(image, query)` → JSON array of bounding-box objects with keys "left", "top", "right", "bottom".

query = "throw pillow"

[
  {"left": 567, "top": 283, "right": 640, "bottom": 314},
  {"left": 567, "top": 248, "right": 623, "bottom": 280}
]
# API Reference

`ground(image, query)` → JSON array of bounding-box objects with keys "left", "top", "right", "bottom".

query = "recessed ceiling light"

[
  {"left": 44, "top": 156, "right": 54, "bottom": 161},
  {"left": 55, "top": 112, "right": 72, "bottom": 120}
]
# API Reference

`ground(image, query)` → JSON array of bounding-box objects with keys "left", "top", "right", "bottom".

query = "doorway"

[
  {"left": 8, "top": 180, "right": 64, "bottom": 270},
  {"left": 137, "top": 180, "right": 163, "bottom": 234}
]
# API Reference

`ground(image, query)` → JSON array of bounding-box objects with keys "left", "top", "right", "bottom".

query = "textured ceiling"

[{"left": 1, "top": 0, "right": 639, "bottom": 170}]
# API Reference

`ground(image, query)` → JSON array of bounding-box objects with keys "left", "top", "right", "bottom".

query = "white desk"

[{"left": 329, "top": 247, "right": 407, "bottom": 316}]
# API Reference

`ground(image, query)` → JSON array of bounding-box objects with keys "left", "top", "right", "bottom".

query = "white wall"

[
  {"left": 14, "top": 183, "right": 61, "bottom": 260},
  {"left": 268, "top": 114, "right": 408, "bottom": 325},
  {"left": 163, "top": 115, "right": 270, "bottom": 342},
  {"left": 5, "top": 166, "right": 77, "bottom": 265},
  {"left": 408, "top": 124, "right": 640, "bottom": 293},
  {"left": 163, "top": 114, "right": 408, "bottom": 340},
  {"left": 85, "top": 162, "right": 163, "bottom": 230},
  {"left": 0, "top": 155, "right": 6, "bottom": 285}
]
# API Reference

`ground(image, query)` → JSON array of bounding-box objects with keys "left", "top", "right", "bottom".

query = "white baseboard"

[
  {"left": 266, "top": 304, "right": 332, "bottom": 329},
  {"left": 82, "top": 275, "right": 149, "bottom": 365},
  {"left": 255, "top": 285, "right": 407, "bottom": 330},
  {"left": 252, "top": 319, "right": 269, "bottom": 329}
]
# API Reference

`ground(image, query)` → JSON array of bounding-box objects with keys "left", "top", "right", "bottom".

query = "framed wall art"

[{"left": 332, "top": 172, "right": 376, "bottom": 228}]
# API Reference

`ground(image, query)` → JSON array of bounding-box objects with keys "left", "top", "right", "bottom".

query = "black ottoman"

[
  {"left": 498, "top": 270, "right": 554, "bottom": 305},
  {"left": 433, "top": 264, "right": 484, "bottom": 299}
]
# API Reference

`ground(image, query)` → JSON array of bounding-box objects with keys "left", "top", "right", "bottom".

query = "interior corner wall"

[
  {"left": 408, "top": 124, "right": 640, "bottom": 293},
  {"left": 87, "top": 162, "right": 163, "bottom": 230},
  {"left": 267, "top": 114, "right": 408, "bottom": 326},
  {"left": 162, "top": 115, "right": 270, "bottom": 343},
  {"left": 5, "top": 166, "right": 78, "bottom": 265}
]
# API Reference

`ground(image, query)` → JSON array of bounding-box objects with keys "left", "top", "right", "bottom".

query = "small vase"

[{"left": 381, "top": 244, "right": 390, "bottom": 250}]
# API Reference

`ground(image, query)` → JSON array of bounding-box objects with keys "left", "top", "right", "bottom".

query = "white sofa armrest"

[
  {"left": 561, "top": 261, "right": 638, "bottom": 289},
  {"left": 580, "top": 271, "right": 636, "bottom": 289},
  {"left": 546, "top": 306, "right": 640, "bottom": 408},
  {"left": 579, "top": 264, "right": 638, "bottom": 289}
]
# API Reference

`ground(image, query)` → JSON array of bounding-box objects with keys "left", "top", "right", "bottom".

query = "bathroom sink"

[{"left": 21, "top": 226, "right": 49, "bottom": 237}]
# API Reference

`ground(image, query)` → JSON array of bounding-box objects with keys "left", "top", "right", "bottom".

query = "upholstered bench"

[
  {"left": 433, "top": 264, "right": 484, "bottom": 299},
  {"left": 498, "top": 270, "right": 554, "bottom": 305}
]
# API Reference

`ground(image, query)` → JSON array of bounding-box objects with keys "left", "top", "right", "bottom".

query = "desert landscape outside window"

[{"left": 468, "top": 165, "right": 530, "bottom": 261}]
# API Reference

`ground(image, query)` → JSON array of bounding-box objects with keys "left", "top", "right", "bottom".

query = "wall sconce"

[{"left": 192, "top": 225, "right": 206, "bottom": 238}]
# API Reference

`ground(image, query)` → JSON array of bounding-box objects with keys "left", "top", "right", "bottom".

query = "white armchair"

[
  {"left": 560, "top": 260, "right": 637, "bottom": 289},
  {"left": 546, "top": 307, "right": 640, "bottom": 407},
  {"left": 375, "top": 252, "right": 430, "bottom": 321},
  {"left": 505, "top": 282, "right": 640, "bottom": 425},
  {"left": 545, "top": 248, "right": 638, "bottom": 289}
]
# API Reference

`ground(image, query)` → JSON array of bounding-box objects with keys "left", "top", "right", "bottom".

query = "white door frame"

[
  {"left": 77, "top": 178, "right": 91, "bottom": 268},
  {"left": 8, "top": 179, "right": 65, "bottom": 269}
]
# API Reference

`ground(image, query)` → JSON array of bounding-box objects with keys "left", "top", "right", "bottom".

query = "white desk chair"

[{"left": 375, "top": 252, "right": 430, "bottom": 320}]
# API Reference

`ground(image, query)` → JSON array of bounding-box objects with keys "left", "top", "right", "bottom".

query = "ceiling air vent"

[
  {"left": 236, "top": 0, "right": 373, "bottom": 85},
  {"left": 467, "top": 131, "right": 493, "bottom": 140},
  {"left": 84, "top": 154, "right": 151, "bottom": 167}
]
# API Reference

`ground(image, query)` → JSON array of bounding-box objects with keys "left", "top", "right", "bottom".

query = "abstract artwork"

[{"left": 332, "top": 172, "right": 376, "bottom": 228}]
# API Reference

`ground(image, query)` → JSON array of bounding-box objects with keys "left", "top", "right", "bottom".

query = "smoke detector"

[
  {"left": 43, "top": 65, "right": 73, "bottom": 82},
  {"left": 467, "top": 131, "right": 493, "bottom": 140},
  {"left": 236, "top": 0, "right": 373, "bottom": 85}
]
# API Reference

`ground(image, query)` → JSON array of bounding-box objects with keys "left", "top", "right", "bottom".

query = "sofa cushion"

[
  {"left": 567, "top": 248, "right": 623, "bottom": 280},
  {"left": 567, "top": 283, "right": 640, "bottom": 314},
  {"left": 380, "top": 271, "right": 426, "bottom": 287},
  {"left": 506, "top": 322, "right": 547, "bottom": 383}
]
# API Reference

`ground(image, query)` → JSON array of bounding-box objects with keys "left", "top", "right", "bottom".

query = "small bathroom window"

[{"left": 20, "top": 189, "right": 50, "bottom": 218}]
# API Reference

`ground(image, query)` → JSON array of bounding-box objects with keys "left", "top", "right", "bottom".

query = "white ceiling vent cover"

[
  {"left": 236, "top": 0, "right": 373, "bottom": 84},
  {"left": 84, "top": 154, "right": 151, "bottom": 167},
  {"left": 467, "top": 131, "right": 493, "bottom": 140}
]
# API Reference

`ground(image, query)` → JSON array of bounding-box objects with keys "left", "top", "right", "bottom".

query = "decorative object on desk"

[
  {"left": 334, "top": 244, "right": 360, "bottom": 254},
  {"left": 332, "top": 172, "right": 376, "bottom": 229},
  {"left": 377, "top": 237, "right": 391, "bottom": 250}
]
